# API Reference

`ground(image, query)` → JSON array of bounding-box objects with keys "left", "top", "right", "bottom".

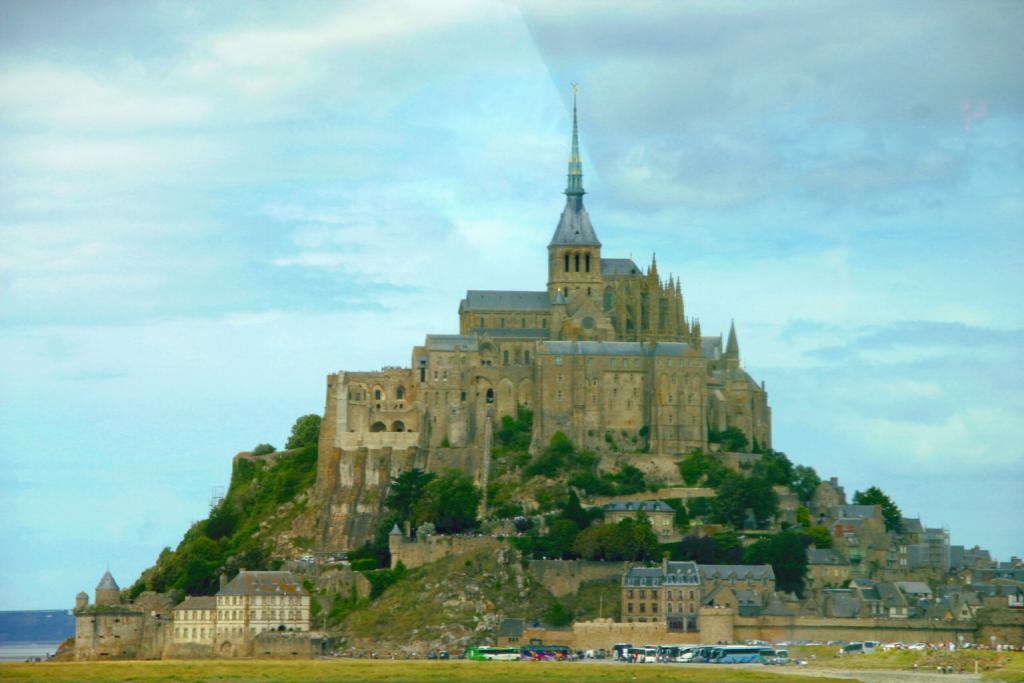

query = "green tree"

[
  {"left": 853, "top": 486, "right": 903, "bottom": 532},
  {"left": 286, "top": 414, "right": 322, "bottom": 449},
  {"left": 709, "top": 425, "right": 749, "bottom": 452},
  {"left": 796, "top": 505, "right": 812, "bottom": 527},
  {"left": 572, "top": 518, "right": 659, "bottom": 561},
  {"left": 751, "top": 449, "right": 795, "bottom": 486},
  {"left": 252, "top": 443, "right": 276, "bottom": 456},
  {"left": 385, "top": 468, "right": 437, "bottom": 520},
  {"left": 743, "top": 530, "right": 809, "bottom": 597},
  {"left": 543, "top": 601, "right": 573, "bottom": 627},
  {"left": 413, "top": 469, "right": 482, "bottom": 534},
  {"left": 803, "top": 524, "right": 833, "bottom": 549},
  {"left": 792, "top": 465, "right": 821, "bottom": 504},
  {"left": 711, "top": 473, "right": 778, "bottom": 529},
  {"left": 543, "top": 519, "right": 581, "bottom": 559}
]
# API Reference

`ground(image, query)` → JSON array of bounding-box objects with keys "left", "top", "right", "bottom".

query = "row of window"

[
  {"left": 476, "top": 316, "right": 548, "bottom": 329},
  {"left": 562, "top": 252, "right": 593, "bottom": 273}
]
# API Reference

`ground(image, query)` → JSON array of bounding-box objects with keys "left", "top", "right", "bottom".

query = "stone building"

[
  {"left": 620, "top": 559, "right": 776, "bottom": 631},
  {"left": 602, "top": 500, "right": 676, "bottom": 539},
  {"left": 172, "top": 596, "right": 216, "bottom": 645},
  {"left": 315, "top": 95, "right": 772, "bottom": 551},
  {"left": 213, "top": 571, "right": 311, "bottom": 657},
  {"left": 73, "top": 570, "right": 173, "bottom": 661}
]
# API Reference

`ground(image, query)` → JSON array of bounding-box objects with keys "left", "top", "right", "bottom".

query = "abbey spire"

[
  {"left": 549, "top": 85, "right": 600, "bottom": 248},
  {"left": 565, "top": 85, "right": 585, "bottom": 198},
  {"left": 725, "top": 319, "right": 740, "bottom": 362}
]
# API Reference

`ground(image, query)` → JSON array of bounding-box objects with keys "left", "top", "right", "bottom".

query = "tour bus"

[
  {"left": 689, "top": 645, "right": 718, "bottom": 663},
  {"left": 465, "top": 646, "right": 522, "bottom": 661},
  {"left": 625, "top": 646, "right": 658, "bottom": 663},
  {"left": 709, "top": 645, "right": 772, "bottom": 663},
  {"left": 840, "top": 642, "right": 866, "bottom": 656},
  {"left": 656, "top": 645, "right": 695, "bottom": 662},
  {"left": 612, "top": 643, "right": 633, "bottom": 661},
  {"left": 521, "top": 644, "right": 571, "bottom": 661}
]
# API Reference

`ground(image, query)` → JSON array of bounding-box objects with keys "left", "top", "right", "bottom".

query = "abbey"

[{"left": 315, "top": 97, "right": 770, "bottom": 549}]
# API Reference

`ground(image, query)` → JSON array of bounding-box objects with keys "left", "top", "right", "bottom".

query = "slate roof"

[
  {"left": 461, "top": 290, "right": 551, "bottom": 312},
  {"left": 623, "top": 566, "right": 664, "bottom": 587},
  {"left": 824, "top": 590, "right": 862, "bottom": 618},
  {"left": 601, "top": 258, "right": 641, "bottom": 276},
  {"left": 664, "top": 561, "right": 700, "bottom": 583},
  {"left": 761, "top": 595, "right": 796, "bottom": 617},
  {"left": 701, "top": 336, "right": 722, "bottom": 360},
  {"left": 550, "top": 198, "right": 600, "bottom": 247},
  {"left": 604, "top": 500, "right": 674, "bottom": 513},
  {"left": 901, "top": 517, "right": 925, "bottom": 535},
  {"left": 96, "top": 571, "right": 119, "bottom": 591},
  {"left": 698, "top": 564, "right": 775, "bottom": 581},
  {"left": 541, "top": 340, "right": 690, "bottom": 357},
  {"left": 174, "top": 595, "right": 216, "bottom": 611},
  {"left": 895, "top": 581, "right": 933, "bottom": 596},
  {"left": 217, "top": 571, "right": 307, "bottom": 597},
  {"left": 808, "top": 548, "right": 849, "bottom": 566},
  {"left": 836, "top": 505, "right": 879, "bottom": 520},
  {"left": 477, "top": 328, "right": 550, "bottom": 339},
  {"left": 425, "top": 335, "right": 478, "bottom": 352}
]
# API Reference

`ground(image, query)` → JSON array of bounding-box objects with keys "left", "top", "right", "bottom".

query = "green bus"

[{"left": 465, "top": 646, "right": 522, "bottom": 661}]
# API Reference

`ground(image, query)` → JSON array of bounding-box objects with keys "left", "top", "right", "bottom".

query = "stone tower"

[
  {"left": 547, "top": 88, "right": 603, "bottom": 303},
  {"left": 75, "top": 591, "right": 88, "bottom": 610},
  {"left": 95, "top": 570, "right": 120, "bottom": 607}
]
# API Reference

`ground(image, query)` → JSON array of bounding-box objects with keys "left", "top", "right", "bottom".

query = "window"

[
  {"left": 564, "top": 254, "right": 569, "bottom": 272},
  {"left": 524, "top": 351, "right": 530, "bottom": 364},
  {"left": 500, "top": 318, "right": 506, "bottom": 328},
  {"left": 627, "top": 603, "right": 633, "bottom": 613},
  {"left": 521, "top": 318, "right": 526, "bottom": 328},
  {"left": 639, "top": 603, "right": 646, "bottom": 613},
  {"left": 503, "top": 350, "right": 509, "bottom": 365},
  {"left": 585, "top": 253, "right": 591, "bottom": 272},
  {"left": 554, "top": 356, "right": 562, "bottom": 366},
  {"left": 397, "top": 386, "right": 405, "bottom": 399},
  {"left": 374, "top": 389, "right": 382, "bottom": 400},
  {"left": 574, "top": 253, "right": 580, "bottom": 272}
]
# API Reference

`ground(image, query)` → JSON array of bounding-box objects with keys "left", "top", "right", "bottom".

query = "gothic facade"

[{"left": 315, "top": 98, "right": 771, "bottom": 549}]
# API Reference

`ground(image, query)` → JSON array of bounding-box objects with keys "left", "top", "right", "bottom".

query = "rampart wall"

[
  {"left": 526, "top": 560, "right": 624, "bottom": 598},
  {"left": 389, "top": 534, "right": 499, "bottom": 570}
]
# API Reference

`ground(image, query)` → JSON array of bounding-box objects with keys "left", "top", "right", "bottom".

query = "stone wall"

[
  {"left": 389, "top": 534, "right": 499, "bottom": 570},
  {"left": 587, "top": 486, "right": 714, "bottom": 507},
  {"left": 252, "top": 631, "right": 314, "bottom": 659},
  {"left": 526, "top": 560, "right": 624, "bottom": 598}
]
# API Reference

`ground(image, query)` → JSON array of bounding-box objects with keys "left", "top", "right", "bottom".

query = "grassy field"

[
  {"left": 0, "top": 659, "right": 850, "bottom": 683},
  {"left": 789, "top": 645, "right": 1024, "bottom": 677}
]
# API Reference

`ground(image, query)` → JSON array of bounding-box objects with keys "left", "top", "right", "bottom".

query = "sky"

[{"left": 1, "top": 0, "right": 1021, "bottom": 610}]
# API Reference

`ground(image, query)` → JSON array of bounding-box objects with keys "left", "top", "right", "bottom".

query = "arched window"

[
  {"left": 391, "top": 420, "right": 405, "bottom": 432},
  {"left": 486, "top": 388, "right": 494, "bottom": 403},
  {"left": 503, "top": 350, "right": 509, "bottom": 365},
  {"left": 373, "top": 388, "right": 382, "bottom": 400},
  {"left": 564, "top": 253, "right": 569, "bottom": 272},
  {"left": 574, "top": 253, "right": 580, "bottom": 272},
  {"left": 396, "top": 386, "right": 405, "bottom": 400},
  {"left": 585, "top": 253, "right": 591, "bottom": 272},
  {"left": 370, "top": 421, "right": 386, "bottom": 432}
]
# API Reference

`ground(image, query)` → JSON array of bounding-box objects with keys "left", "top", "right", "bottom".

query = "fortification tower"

[
  {"left": 547, "top": 87, "right": 603, "bottom": 304},
  {"left": 75, "top": 591, "right": 88, "bottom": 610},
  {"left": 95, "top": 570, "right": 120, "bottom": 607}
]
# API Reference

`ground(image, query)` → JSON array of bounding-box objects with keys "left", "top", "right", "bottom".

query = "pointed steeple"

[
  {"left": 565, "top": 84, "right": 585, "bottom": 198},
  {"left": 648, "top": 253, "right": 659, "bottom": 281},
  {"left": 725, "top": 319, "right": 740, "bottom": 360},
  {"left": 549, "top": 84, "right": 600, "bottom": 248}
]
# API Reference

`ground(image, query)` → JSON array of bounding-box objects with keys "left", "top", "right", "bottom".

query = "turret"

[
  {"left": 725, "top": 319, "right": 740, "bottom": 368},
  {"left": 94, "top": 570, "right": 120, "bottom": 607},
  {"left": 548, "top": 85, "right": 602, "bottom": 301},
  {"left": 75, "top": 591, "right": 88, "bottom": 611}
]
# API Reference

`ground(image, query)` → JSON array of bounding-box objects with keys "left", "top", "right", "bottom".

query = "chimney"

[
  {"left": 219, "top": 573, "right": 228, "bottom": 590},
  {"left": 403, "top": 520, "right": 411, "bottom": 539},
  {"left": 830, "top": 477, "right": 839, "bottom": 486}
]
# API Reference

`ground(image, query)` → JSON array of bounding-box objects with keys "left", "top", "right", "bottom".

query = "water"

[{"left": 0, "top": 642, "right": 62, "bottom": 662}]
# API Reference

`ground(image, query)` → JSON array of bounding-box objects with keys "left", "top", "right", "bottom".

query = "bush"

[
  {"left": 252, "top": 443, "right": 276, "bottom": 456},
  {"left": 286, "top": 414, "right": 322, "bottom": 450},
  {"left": 350, "top": 558, "right": 378, "bottom": 572}
]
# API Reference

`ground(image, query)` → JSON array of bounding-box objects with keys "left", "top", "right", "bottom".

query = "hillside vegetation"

[{"left": 129, "top": 417, "right": 322, "bottom": 599}]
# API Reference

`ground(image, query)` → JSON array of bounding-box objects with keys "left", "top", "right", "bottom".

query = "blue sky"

[{"left": 1, "top": 0, "right": 1021, "bottom": 610}]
